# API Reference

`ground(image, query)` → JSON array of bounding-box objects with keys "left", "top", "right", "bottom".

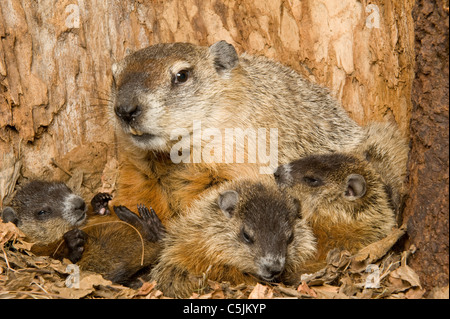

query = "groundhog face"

[
  {"left": 217, "top": 183, "right": 301, "bottom": 281},
  {"left": 1, "top": 181, "right": 87, "bottom": 244},
  {"left": 274, "top": 153, "right": 371, "bottom": 222},
  {"left": 111, "top": 41, "right": 240, "bottom": 152}
]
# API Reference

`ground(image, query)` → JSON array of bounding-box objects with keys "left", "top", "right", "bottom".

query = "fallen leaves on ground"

[{"left": 0, "top": 224, "right": 446, "bottom": 299}]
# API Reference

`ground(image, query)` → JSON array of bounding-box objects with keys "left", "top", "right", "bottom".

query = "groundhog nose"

[
  {"left": 265, "top": 264, "right": 283, "bottom": 278},
  {"left": 115, "top": 103, "right": 142, "bottom": 123},
  {"left": 73, "top": 198, "right": 86, "bottom": 212},
  {"left": 274, "top": 165, "right": 290, "bottom": 186},
  {"left": 260, "top": 259, "right": 285, "bottom": 280},
  {"left": 273, "top": 166, "right": 282, "bottom": 180}
]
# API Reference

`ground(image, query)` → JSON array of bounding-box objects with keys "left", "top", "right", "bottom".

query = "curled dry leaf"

[
  {"left": 297, "top": 281, "right": 317, "bottom": 298},
  {"left": 248, "top": 283, "right": 273, "bottom": 299},
  {"left": 389, "top": 265, "right": 422, "bottom": 289},
  {"left": 0, "top": 222, "right": 26, "bottom": 248},
  {"left": 351, "top": 225, "right": 407, "bottom": 271}
]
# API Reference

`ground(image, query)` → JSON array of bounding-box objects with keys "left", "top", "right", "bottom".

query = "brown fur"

[
  {"left": 75, "top": 218, "right": 162, "bottom": 286},
  {"left": 275, "top": 153, "right": 396, "bottom": 272},
  {"left": 148, "top": 176, "right": 316, "bottom": 298},
  {"left": 109, "top": 41, "right": 364, "bottom": 223}
]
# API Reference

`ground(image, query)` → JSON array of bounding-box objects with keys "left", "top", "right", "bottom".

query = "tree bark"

[{"left": 402, "top": 0, "right": 449, "bottom": 292}]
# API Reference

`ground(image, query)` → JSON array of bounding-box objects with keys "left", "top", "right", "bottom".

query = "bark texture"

[{"left": 402, "top": 0, "right": 449, "bottom": 292}]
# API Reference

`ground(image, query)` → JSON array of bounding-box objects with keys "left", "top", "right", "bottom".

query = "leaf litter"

[{"left": 0, "top": 222, "right": 447, "bottom": 299}]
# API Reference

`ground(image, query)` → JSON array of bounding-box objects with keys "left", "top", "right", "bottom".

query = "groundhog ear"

[
  {"left": 218, "top": 190, "right": 239, "bottom": 218},
  {"left": 344, "top": 174, "right": 366, "bottom": 200},
  {"left": 1, "top": 207, "right": 20, "bottom": 225},
  {"left": 209, "top": 41, "right": 239, "bottom": 73}
]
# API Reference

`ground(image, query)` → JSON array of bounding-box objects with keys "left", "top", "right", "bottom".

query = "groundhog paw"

[
  {"left": 114, "top": 205, "right": 166, "bottom": 242},
  {"left": 137, "top": 204, "right": 166, "bottom": 241},
  {"left": 63, "top": 228, "right": 88, "bottom": 263},
  {"left": 91, "top": 192, "right": 113, "bottom": 215}
]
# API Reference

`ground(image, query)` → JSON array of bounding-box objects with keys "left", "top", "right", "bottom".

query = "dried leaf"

[
  {"left": 405, "top": 287, "right": 426, "bottom": 299},
  {"left": 248, "top": 283, "right": 273, "bottom": 299},
  {"left": 52, "top": 286, "right": 94, "bottom": 299},
  {"left": 13, "top": 240, "right": 35, "bottom": 251},
  {"left": 313, "top": 284, "right": 349, "bottom": 299},
  {"left": 149, "top": 289, "right": 164, "bottom": 299},
  {"left": 0, "top": 222, "right": 26, "bottom": 247},
  {"left": 276, "top": 285, "right": 304, "bottom": 298},
  {"left": 389, "top": 265, "right": 422, "bottom": 289},
  {"left": 79, "top": 273, "right": 112, "bottom": 290},
  {"left": 66, "top": 169, "right": 84, "bottom": 195},
  {"left": 339, "top": 275, "right": 359, "bottom": 296},
  {"left": 297, "top": 281, "right": 317, "bottom": 298},
  {"left": 351, "top": 225, "right": 406, "bottom": 271},
  {"left": 137, "top": 281, "right": 157, "bottom": 296},
  {"left": 208, "top": 281, "right": 225, "bottom": 299}
]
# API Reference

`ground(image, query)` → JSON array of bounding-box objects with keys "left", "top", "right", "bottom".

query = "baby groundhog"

[
  {"left": 75, "top": 204, "right": 164, "bottom": 286},
  {"left": 1, "top": 180, "right": 164, "bottom": 286},
  {"left": 148, "top": 177, "right": 316, "bottom": 298},
  {"left": 1, "top": 180, "right": 87, "bottom": 260},
  {"left": 109, "top": 40, "right": 364, "bottom": 223},
  {"left": 274, "top": 153, "right": 396, "bottom": 271}
]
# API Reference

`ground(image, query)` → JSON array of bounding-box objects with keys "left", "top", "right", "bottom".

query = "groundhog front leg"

[
  {"left": 61, "top": 229, "right": 88, "bottom": 263},
  {"left": 114, "top": 205, "right": 166, "bottom": 242}
]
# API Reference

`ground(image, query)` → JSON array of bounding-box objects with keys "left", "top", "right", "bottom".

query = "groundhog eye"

[
  {"left": 303, "top": 176, "right": 323, "bottom": 187},
  {"left": 241, "top": 230, "right": 254, "bottom": 244},
  {"left": 174, "top": 70, "right": 189, "bottom": 84},
  {"left": 37, "top": 210, "right": 50, "bottom": 217}
]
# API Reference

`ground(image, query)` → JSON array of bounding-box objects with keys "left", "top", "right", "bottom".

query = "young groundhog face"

[
  {"left": 216, "top": 182, "right": 309, "bottom": 281},
  {"left": 111, "top": 41, "right": 240, "bottom": 152},
  {"left": 274, "top": 153, "right": 393, "bottom": 225},
  {"left": 1, "top": 181, "right": 87, "bottom": 244}
]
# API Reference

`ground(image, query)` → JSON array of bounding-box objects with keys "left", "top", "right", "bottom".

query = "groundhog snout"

[
  {"left": 273, "top": 164, "right": 293, "bottom": 187},
  {"left": 115, "top": 103, "right": 142, "bottom": 124},
  {"left": 258, "top": 256, "right": 285, "bottom": 281},
  {"left": 72, "top": 197, "right": 86, "bottom": 213}
]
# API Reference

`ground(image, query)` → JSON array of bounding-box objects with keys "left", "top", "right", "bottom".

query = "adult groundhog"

[
  {"left": 274, "top": 153, "right": 396, "bottom": 272},
  {"left": 148, "top": 177, "right": 316, "bottom": 298},
  {"left": 1, "top": 180, "right": 164, "bottom": 286},
  {"left": 109, "top": 40, "right": 364, "bottom": 223}
]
